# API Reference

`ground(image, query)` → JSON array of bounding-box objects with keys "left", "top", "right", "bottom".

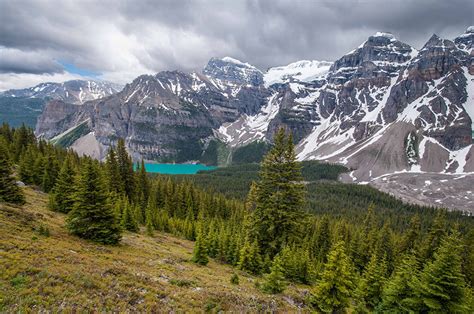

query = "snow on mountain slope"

[
  {"left": 1, "top": 80, "right": 121, "bottom": 104},
  {"left": 264, "top": 60, "right": 332, "bottom": 87}
]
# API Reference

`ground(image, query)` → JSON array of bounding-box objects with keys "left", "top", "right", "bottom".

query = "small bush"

[
  {"left": 230, "top": 274, "right": 239, "bottom": 285},
  {"left": 10, "top": 275, "right": 27, "bottom": 288},
  {"left": 37, "top": 224, "right": 50, "bottom": 237},
  {"left": 169, "top": 279, "right": 194, "bottom": 287}
]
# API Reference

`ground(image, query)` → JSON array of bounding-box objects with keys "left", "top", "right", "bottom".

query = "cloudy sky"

[{"left": 0, "top": 0, "right": 472, "bottom": 90}]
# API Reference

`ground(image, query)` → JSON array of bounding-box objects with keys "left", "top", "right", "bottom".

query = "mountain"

[
  {"left": 35, "top": 27, "right": 474, "bottom": 210},
  {"left": 264, "top": 60, "right": 332, "bottom": 87},
  {"left": 1, "top": 80, "right": 121, "bottom": 104},
  {"left": 0, "top": 80, "right": 121, "bottom": 127},
  {"left": 36, "top": 62, "right": 270, "bottom": 161}
]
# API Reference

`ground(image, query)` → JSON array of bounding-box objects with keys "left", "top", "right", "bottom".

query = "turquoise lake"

[{"left": 141, "top": 163, "right": 217, "bottom": 175}]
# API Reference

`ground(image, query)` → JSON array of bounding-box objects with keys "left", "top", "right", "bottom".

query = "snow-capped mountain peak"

[
  {"left": 264, "top": 60, "right": 332, "bottom": 87},
  {"left": 203, "top": 57, "right": 264, "bottom": 86},
  {"left": 1, "top": 80, "right": 121, "bottom": 104}
]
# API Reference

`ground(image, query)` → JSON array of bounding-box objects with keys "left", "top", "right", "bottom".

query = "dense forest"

[{"left": 0, "top": 123, "right": 473, "bottom": 312}]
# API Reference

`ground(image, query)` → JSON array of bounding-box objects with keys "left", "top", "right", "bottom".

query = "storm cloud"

[{"left": 0, "top": 0, "right": 472, "bottom": 89}]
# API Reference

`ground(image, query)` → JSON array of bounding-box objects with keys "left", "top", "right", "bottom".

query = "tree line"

[{"left": 0, "top": 123, "right": 472, "bottom": 312}]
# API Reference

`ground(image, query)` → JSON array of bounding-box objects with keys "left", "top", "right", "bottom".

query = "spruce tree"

[
  {"left": 261, "top": 255, "right": 287, "bottom": 294},
  {"left": 379, "top": 252, "right": 421, "bottom": 312},
  {"left": 192, "top": 231, "right": 209, "bottom": 265},
  {"left": 145, "top": 201, "right": 155, "bottom": 236},
  {"left": 105, "top": 146, "right": 121, "bottom": 194},
  {"left": 49, "top": 156, "right": 76, "bottom": 213},
  {"left": 238, "top": 239, "right": 263, "bottom": 275},
  {"left": 248, "top": 128, "right": 305, "bottom": 257},
  {"left": 116, "top": 138, "right": 135, "bottom": 200},
  {"left": 121, "top": 200, "right": 139, "bottom": 232},
  {"left": 356, "top": 252, "right": 388, "bottom": 310},
  {"left": 41, "top": 154, "right": 59, "bottom": 192},
  {"left": 66, "top": 159, "right": 121, "bottom": 244},
  {"left": 0, "top": 143, "right": 25, "bottom": 204},
  {"left": 413, "top": 229, "right": 471, "bottom": 313},
  {"left": 310, "top": 241, "right": 355, "bottom": 313}
]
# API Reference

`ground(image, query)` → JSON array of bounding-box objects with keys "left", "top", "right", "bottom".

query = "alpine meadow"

[{"left": 1, "top": 0, "right": 474, "bottom": 312}]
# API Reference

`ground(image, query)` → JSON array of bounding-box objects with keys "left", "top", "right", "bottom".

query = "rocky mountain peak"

[
  {"left": 264, "top": 60, "right": 332, "bottom": 87},
  {"left": 203, "top": 57, "right": 264, "bottom": 86},
  {"left": 1, "top": 79, "right": 120, "bottom": 104},
  {"left": 454, "top": 26, "right": 474, "bottom": 52},
  {"left": 328, "top": 32, "right": 415, "bottom": 84}
]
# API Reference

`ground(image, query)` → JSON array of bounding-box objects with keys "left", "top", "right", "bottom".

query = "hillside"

[{"left": 0, "top": 188, "right": 307, "bottom": 312}]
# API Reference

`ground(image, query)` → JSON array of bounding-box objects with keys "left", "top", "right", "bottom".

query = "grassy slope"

[{"left": 0, "top": 188, "right": 308, "bottom": 312}]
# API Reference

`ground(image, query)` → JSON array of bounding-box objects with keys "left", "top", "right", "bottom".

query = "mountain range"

[
  {"left": 0, "top": 80, "right": 120, "bottom": 127},
  {"left": 3, "top": 26, "right": 474, "bottom": 210}
]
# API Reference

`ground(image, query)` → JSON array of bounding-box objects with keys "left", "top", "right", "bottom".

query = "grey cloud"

[
  {"left": 0, "top": 0, "right": 472, "bottom": 82},
  {"left": 0, "top": 47, "right": 64, "bottom": 74}
]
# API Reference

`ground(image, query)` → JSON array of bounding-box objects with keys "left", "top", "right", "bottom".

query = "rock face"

[
  {"left": 36, "top": 27, "right": 474, "bottom": 182},
  {"left": 36, "top": 60, "right": 270, "bottom": 161}
]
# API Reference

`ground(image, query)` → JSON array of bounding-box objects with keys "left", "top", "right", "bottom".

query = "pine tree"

[
  {"left": 41, "top": 154, "right": 59, "bottom": 192},
  {"left": 238, "top": 239, "right": 263, "bottom": 275},
  {"left": 248, "top": 128, "right": 305, "bottom": 257},
  {"left": 356, "top": 252, "right": 388, "bottom": 310},
  {"left": 121, "top": 200, "right": 139, "bottom": 232},
  {"left": 105, "top": 146, "right": 121, "bottom": 194},
  {"left": 145, "top": 201, "right": 155, "bottom": 236},
  {"left": 116, "top": 138, "right": 135, "bottom": 200},
  {"left": 398, "top": 214, "right": 421, "bottom": 254},
  {"left": 420, "top": 210, "right": 446, "bottom": 261},
  {"left": 66, "top": 159, "right": 121, "bottom": 244},
  {"left": 310, "top": 241, "right": 355, "bottom": 313},
  {"left": 379, "top": 252, "right": 421, "bottom": 312},
  {"left": 230, "top": 273, "right": 239, "bottom": 285},
  {"left": 192, "top": 230, "right": 209, "bottom": 266},
  {"left": 261, "top": 255, "right": 287, "bottom": 294},
  {"left": 49, "top": 156, "right": 76, "bottom": 213},
  {"left": 412, "top": 229, "right": 471, "bottom": 313},
  {"left": 0, "top": 143, "right": 25, "bottom": 204},
  {"left": 137, "top": 159, "right": 149, "bottom": 221}
]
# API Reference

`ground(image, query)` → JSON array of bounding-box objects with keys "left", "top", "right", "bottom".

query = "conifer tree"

[
  {"left": 356, "top": 252, "right": 388, "bottom": 310},
  {"left": 137, "top": 159, "right": 149, "bottom": 220},
  {"left": 105, "top": 146, "right": 121, "bottom": 194},
  {"left": 412, "top": 229, "right": 471, "bottom": 313},
  {"left": 238, "top": 239, "right": 263, "bottom": 275},
  {"left": 116, "top": 138, "right": 135, "bottom": 200},
  {"left": 145, "top": 201, "right": 155, "bottom": 236},
  {"left": 419, "top": 210, "right": 447, "bottom": 261},
  {"left": 0, "top": 143, "right": 25, "bottom": 204},
  {"left": 379, "top": 252, "right": 421, "bottom": 312},
  {"left": 248, "top": 128, "right": 305, "bottom": 257},
  {"left": 192, "top": 230, "right": 209, "bottom": 265},
  {"left": 121, "top": 200, "right": 139, "bottom": 232},
  {"left": 310, "top": 241, "right": 355, "bottom": 313},
  {"left": 398, "top": 214, "right": 421, "bottom": 254},
  {"left": 49, "top": 156, "right": 76, "bottom": 213},
  {"left": 66, "top": 159, "right": 121, "bottom": 244},
  {"left": 41, "top": 154, "right": 59, "bottom": 192},
  {"left": 261, "top": 255, "right": 287, "bottom": 294}
]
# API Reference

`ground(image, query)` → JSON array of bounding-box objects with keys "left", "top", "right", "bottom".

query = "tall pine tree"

[
  {"left": 67, "top": 159, "right": 121, "bottom": 244},
  {"left": 0, "top": 143, "right": 25, "bottom": 204},
  {"left": 248, "top": 128, "right": 305, "bottom": 257},
  {"left": 49, "top": 156, "right": 76, "bottom": 213},
  {"left": 412, "top": 229, "right": 471, "bottom": 313},
  {"left": 310, "top": 241, "right": 355, "bottom": 313}
]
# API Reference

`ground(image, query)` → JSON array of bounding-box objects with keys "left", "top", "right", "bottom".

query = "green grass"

[
  {"left": 0, "top": 188, "right": 309, "bottom": 311},
  {"left": 50, "top": 121, "right": 91, "bottom": 148}
]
